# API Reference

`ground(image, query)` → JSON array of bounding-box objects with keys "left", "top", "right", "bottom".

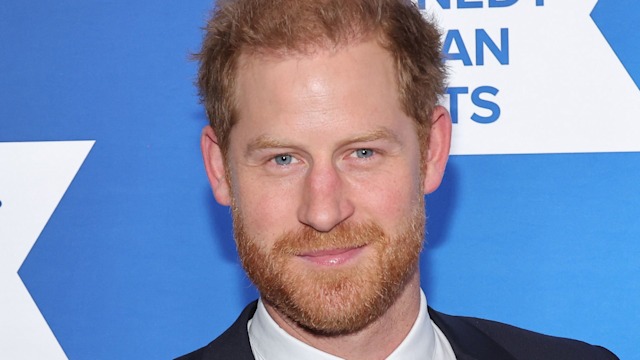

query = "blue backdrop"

[{"left": 1, "top": 0, "right": 638, "bottom": 359}]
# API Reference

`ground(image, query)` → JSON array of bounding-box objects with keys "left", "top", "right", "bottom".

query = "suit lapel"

[
  {"left": 197, "top": 302, "right": 517, "bottom": 360},
  {"left": 428, "top": 307, "right": 516, "bottom": 360}
]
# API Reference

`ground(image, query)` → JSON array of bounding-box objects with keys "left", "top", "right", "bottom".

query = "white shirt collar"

[{"left": 247, "top": 290, "right": 456, "bottom": 359}]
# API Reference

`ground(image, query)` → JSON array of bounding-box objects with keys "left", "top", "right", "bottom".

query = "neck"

[{"left": 263, "top": 269, "right": 422, "bottom": 360}]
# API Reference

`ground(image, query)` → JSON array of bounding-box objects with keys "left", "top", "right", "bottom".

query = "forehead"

[{"left": 232, "top": 40, "right": 403, "bottom": 129}]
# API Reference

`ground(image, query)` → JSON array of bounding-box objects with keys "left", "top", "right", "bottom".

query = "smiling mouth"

[{"left": 298, "top": 245, "right": 366, "bottom": 266}]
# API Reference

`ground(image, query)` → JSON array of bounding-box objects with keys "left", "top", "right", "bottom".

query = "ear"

[
  {"left": 422, "top": 105, "right": 452, "bottom": 195},
  {"left": 201, "top": 126, "right": 232, "bottom": 206}
]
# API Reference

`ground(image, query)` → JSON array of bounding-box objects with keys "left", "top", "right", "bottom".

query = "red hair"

[{"left": 195, "top": 0, "right": 446, "bottom": 154}]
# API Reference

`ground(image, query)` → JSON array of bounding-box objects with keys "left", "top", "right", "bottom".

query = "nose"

[{"left": 297, "top": 161, "right": 354, "bottom": 232}]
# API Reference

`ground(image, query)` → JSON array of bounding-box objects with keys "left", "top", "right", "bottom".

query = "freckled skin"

[
  {"left": 231, "top": 42, "right": 424, "bottom": 237},
  {"left": 201, "top": 39, "right": 452, "bottom": 360}
]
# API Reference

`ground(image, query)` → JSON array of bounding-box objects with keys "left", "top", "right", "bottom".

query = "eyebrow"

[
  {"left": 245, "top": 127, "right": 401, "bottom": 156},
  {"left": 345, "top": 127, "right": 401, "bottom": 145},
  {"left": 245, "top": 136, "right": 289, "bottom": 156}
]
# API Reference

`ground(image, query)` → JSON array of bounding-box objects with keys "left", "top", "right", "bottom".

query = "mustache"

[{"left": 272, "top": 221, "right": 387, "bottom": 256}]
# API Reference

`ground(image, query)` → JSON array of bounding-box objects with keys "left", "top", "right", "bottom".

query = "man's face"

[{"left": 203, "top": 40, "right": 449, "bottom": 334}]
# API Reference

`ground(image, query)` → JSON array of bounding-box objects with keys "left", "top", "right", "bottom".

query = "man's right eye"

[{"left": 273, "top": 154, "right": 294, "bottom": 165}]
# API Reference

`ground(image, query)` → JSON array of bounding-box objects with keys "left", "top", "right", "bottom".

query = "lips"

[{"left": 298, "top": 246, "right": 365, "bottom": 266}]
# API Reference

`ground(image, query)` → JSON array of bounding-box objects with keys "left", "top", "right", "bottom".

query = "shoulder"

[
  {"left": 175, "top": 301, "right": 258, "bottom": 360},
  {"left": 429, "top": 308, "right": 618, "bottom": 360}
]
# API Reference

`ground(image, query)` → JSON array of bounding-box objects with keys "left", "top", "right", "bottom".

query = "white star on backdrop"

[{"left": 0, "top": 141, "right": 94, "bottom": 360}]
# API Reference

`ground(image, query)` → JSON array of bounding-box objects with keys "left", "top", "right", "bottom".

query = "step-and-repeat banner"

[{"left": 1, "top": 0, "right": 638, "bottom": 358}]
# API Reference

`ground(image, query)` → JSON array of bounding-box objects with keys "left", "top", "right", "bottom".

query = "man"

[{"left": 179, "top": 0, "right": 617, "bottom": 359}]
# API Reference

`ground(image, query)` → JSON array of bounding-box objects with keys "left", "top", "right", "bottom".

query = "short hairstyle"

[{"left": 195, "top": 0, "right": 446, "bottom": 154}]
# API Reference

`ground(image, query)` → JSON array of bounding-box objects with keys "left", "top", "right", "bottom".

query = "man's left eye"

[
  {"left": 354, "top": 149, "right": 374, "bottom": 158},
  {"left": 273, "top": 154, "right": 295, "bottom": 165}
]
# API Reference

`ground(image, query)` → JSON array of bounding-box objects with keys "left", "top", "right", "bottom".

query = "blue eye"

[
  {"left": 274, "top": 154, "right": 293, "bottom": 165},
  {"left": 355, "top": 149, "right": 374, "bottom": 158}
]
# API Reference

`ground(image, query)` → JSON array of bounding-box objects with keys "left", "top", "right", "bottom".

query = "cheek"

[
  {"left": 232, "top": 173, "right": 302, "bottom": 238},
  {"left": 349, "top": 168, "right": 423, "bottom": 224}
]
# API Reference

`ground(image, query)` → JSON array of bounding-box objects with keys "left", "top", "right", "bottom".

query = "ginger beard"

[{"left": 231, "top": 199, "right": 426, "bottom": 335}]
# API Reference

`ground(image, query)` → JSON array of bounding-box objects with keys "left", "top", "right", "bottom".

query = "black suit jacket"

[{"left": 177, "top": 301, "right": 617, "bottom": 360}]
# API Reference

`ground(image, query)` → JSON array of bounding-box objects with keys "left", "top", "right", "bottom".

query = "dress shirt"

[{"left": 247, "top": 290, "right": 456, "bottom": 359}]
